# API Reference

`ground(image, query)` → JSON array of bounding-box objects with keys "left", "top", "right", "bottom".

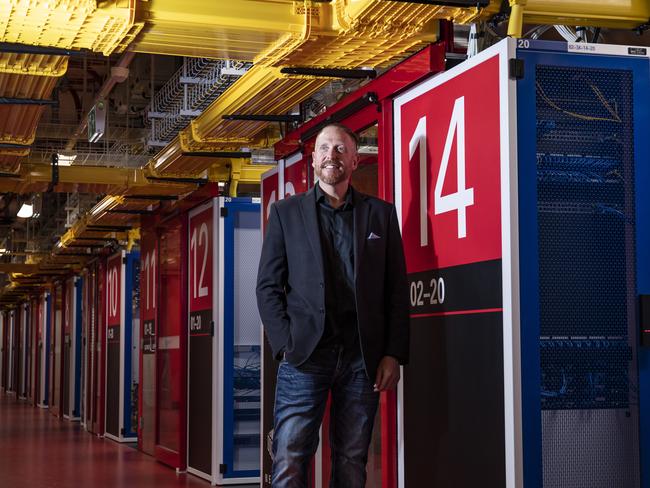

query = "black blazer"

[{"left": 256, "top": 186, "right": 409, "bottom": 381}]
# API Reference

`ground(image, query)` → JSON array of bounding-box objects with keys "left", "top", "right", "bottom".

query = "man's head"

[{"left": 312, "top": 123, "right": 359, "bottom": 188}]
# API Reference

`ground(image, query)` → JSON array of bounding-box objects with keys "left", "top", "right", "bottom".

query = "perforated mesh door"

[
  {"left": 535, "top": 64, "right": 639, "bottom": 487},
  {"left": 228, "top": 207, "right": 261, "bottom": 475}
]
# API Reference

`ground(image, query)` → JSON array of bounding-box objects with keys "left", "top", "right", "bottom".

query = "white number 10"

[{"left": 408, "top": 96, "right": 474, "bottom": 243}]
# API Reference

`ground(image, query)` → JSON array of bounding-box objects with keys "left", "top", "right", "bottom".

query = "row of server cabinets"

[
  {"left": 1, "top": 38, "right": 650, "bottom": 488},
  {"left": 259, "top": 38, "right": 650, "bottom": 488},
  {"left": 0, "top": 279, "right": 82, "bottom": 418},
  {"left": 0, "top": 197, "right": 262, "bottom": 485}
]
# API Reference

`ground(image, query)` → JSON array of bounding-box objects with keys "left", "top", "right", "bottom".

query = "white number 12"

[
  {"left": 408, "top": 96, "right": 474, "bottom": 243},
  {"left": 190, "top": 222, "right": 209, "bottom": 299}
]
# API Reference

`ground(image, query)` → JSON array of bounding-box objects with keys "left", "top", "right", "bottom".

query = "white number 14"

[{"left": 408, "top": 96, "right": 474, "bottom": 243}]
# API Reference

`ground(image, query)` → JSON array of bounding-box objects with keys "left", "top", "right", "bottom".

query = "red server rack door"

[
  {"left": 0, "top": 311, "right": 11, "bottom": 392},
  {"left": 64, "top": 276, "right": 81, "bottom": 420},
  {"left": 260, "top": 166, "right": 279, "bottom": 487},
  {"left": 87, "top": 265, "right": 99, "bottom": 433},
  {"left": 0, "top": 311, "right": 4, "bottom": 392},
  {"left": 187, "top": 199, "right": 215, "bottom": 480},
  {"left": 34, "top": 293, "right": 47, "bottom": 407},
  {"left": 63, "top": 279, "right": 73, "bottom": 418},
  {"left": 14, "top": 307, "right": 22, "bottom": 396},
  {"left": 9, "top": 310, "right": 17, "bottom": 393},
  {"left": 81, "top": 271, "right": 90, "bottom": 427},
  {"left": 29, "top": 299, "right": 36, "bottom": 405},
  {"left": 14, "top": 304, "right": 25, "bottom": 398},
  {"left": 89, "top": 260, "right": 107, "bottom": 436},
  {"left": 261, "top": 167, "right": 279, "bottom": 232},
  {"left": 393, "top": 43, "right": 508, "bottom": 487},
  {"left": 155, "top": 214, "right": 188, "bottom": 469},
  {"left": 48, "top": 293, "right": 55, "bottom": 407},
  {"left": 4, "top": 309, "right": 9, "bottom": 393},
  {"left": 27, "top": 302, "right": 32, "bottom": 403},
  {"left": 0, "top": 310, "right": 6, "bottom": 391},
  {"left": 84, "top": 266, "right": 97, "bottom": 430},
  {"left": 105, "top": 252, "right": 123, "bottom": 439},
  {"left": 98, "top": 259, "right": 107, "bottom": 436},
  {"left": 6, "top": 311, "right": 12, "bottom": 392},
  {"left": 21, "top": 303, "right": 30, "bottom": 400},
  {"left": 50, "top": 283, "right": 65, "bottom": 417},
  {"left": 18, "top": 303, "right": 27, "bottom": 399},
  {"left": 139, "top": 222, "right": 158, "bottom": 455},
  {"left": 5, "top": 309, "right": 11, "bottom": 393},
  {"left": 38, "top": 293, "right": 50, "bottom": 407},
  {"left": 30, "top": 298, "right": 39, "bottom": 405}
]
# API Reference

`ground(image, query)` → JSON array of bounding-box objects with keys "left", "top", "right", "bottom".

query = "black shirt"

[{"left": 315, "top": 183, "right": 360, "bottom": 352}]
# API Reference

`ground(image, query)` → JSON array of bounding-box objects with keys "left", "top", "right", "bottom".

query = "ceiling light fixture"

[
  {"left": 57, "top": 153, "right": 77, "bottom": 166},
  {"left": 91, "top": 197, "right": 114, "bottom": 216},
  {"left": 17, "top": 203, "right": 34, "bottom": 218}
]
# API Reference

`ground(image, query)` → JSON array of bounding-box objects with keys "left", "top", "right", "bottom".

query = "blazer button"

[
  {"left": 319, "top": 308, "right": 325, "bottom": 313},
  {"left": 319, "top": 282, "right": 324, "bottom": 288}
]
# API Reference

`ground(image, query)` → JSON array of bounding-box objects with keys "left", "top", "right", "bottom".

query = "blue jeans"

[{"left": 271, "top": 347, "right": 379, "bottom": 488}]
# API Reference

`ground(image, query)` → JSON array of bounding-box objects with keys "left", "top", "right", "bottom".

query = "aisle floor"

[{"left": 0, "top": 392, "right": 255, "bottom": 488}]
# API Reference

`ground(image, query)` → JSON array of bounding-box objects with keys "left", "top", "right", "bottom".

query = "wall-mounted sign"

[{"left": 88, "top": 100, "right": 106, "bottom": 143}]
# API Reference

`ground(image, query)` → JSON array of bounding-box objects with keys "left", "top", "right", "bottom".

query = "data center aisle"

[{"left": 0, "top": 392, "right": 256, "bottom": 488}]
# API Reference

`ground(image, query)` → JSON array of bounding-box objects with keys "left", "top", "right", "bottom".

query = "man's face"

[{"left": 312, "top": 126, "right": 359, "bottom": 186}]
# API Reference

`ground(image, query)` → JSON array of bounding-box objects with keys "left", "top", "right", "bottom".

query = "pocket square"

[{"left": 367, "top": 232, "right": 381, "bottom": 240}]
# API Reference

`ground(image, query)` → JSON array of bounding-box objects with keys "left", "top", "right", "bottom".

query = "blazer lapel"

[
  {"left": 353, "top": 190, "right": 370, "bottom": 282},
  {"left": 300, "top": 187, "right": 324, "bottom": 277}
]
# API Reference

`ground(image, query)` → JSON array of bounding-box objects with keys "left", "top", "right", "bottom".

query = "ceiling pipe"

[
  {"left": 65, "top": 50, "right": 136, "bottom": 151},
  {"left": 0, "top": 42, "right": 86, "bottom": 57}
]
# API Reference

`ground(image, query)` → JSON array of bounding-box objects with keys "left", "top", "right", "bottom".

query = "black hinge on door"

[
  {"left": 509, "top": 58, "right": 524, "bottom": 80},
  {"left": 211, "top": 320, "right": 215, "bottom": 337},
  {"left": 220, "top": 464, "right": 228, "bottom": 474},
  {"left": 640, "top": 295, "right": 650, "bottom": 347},
  {"left": 220, "top": 207, "right": 228, "bottom": 218}
]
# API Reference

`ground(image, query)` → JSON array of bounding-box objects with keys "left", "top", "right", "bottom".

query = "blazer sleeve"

[
  {"left": 256, "top": 202, "right": 291, "bottom": 360},
  {"left": 382, "top": 205, "right": 410, "bottom": 364}
]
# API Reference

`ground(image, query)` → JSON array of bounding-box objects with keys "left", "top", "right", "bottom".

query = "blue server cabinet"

[
  {"left": 221, "top": 198, "right": 262, "bottom": 483},
  {"left": 516, "top": 41, "right": 650, "bottom": 487}
]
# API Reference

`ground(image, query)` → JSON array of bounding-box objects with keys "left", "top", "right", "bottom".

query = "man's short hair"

[{"left": 315, "top": 123, "right": 360, "bottom": 150}]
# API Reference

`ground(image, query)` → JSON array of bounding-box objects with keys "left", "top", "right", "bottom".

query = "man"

[{"left": 256, "top": 123, "right": 409, "bottom": 488}]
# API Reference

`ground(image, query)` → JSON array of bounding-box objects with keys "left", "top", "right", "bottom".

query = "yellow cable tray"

[
  {"left": 1, "top": 0, "right": 141, "bottom": 55},
  {"left": 0, "top": 53, "right": 68, "bottom": 77}
]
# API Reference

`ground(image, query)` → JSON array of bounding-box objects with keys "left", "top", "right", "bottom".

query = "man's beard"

[{"left": 317, "top": 160, "right": 346, "bottom": 185}]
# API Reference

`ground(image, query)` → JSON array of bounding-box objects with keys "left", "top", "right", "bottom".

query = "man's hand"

[{"left": 373, "top": 356, "right": 401, "bottom": 392}]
